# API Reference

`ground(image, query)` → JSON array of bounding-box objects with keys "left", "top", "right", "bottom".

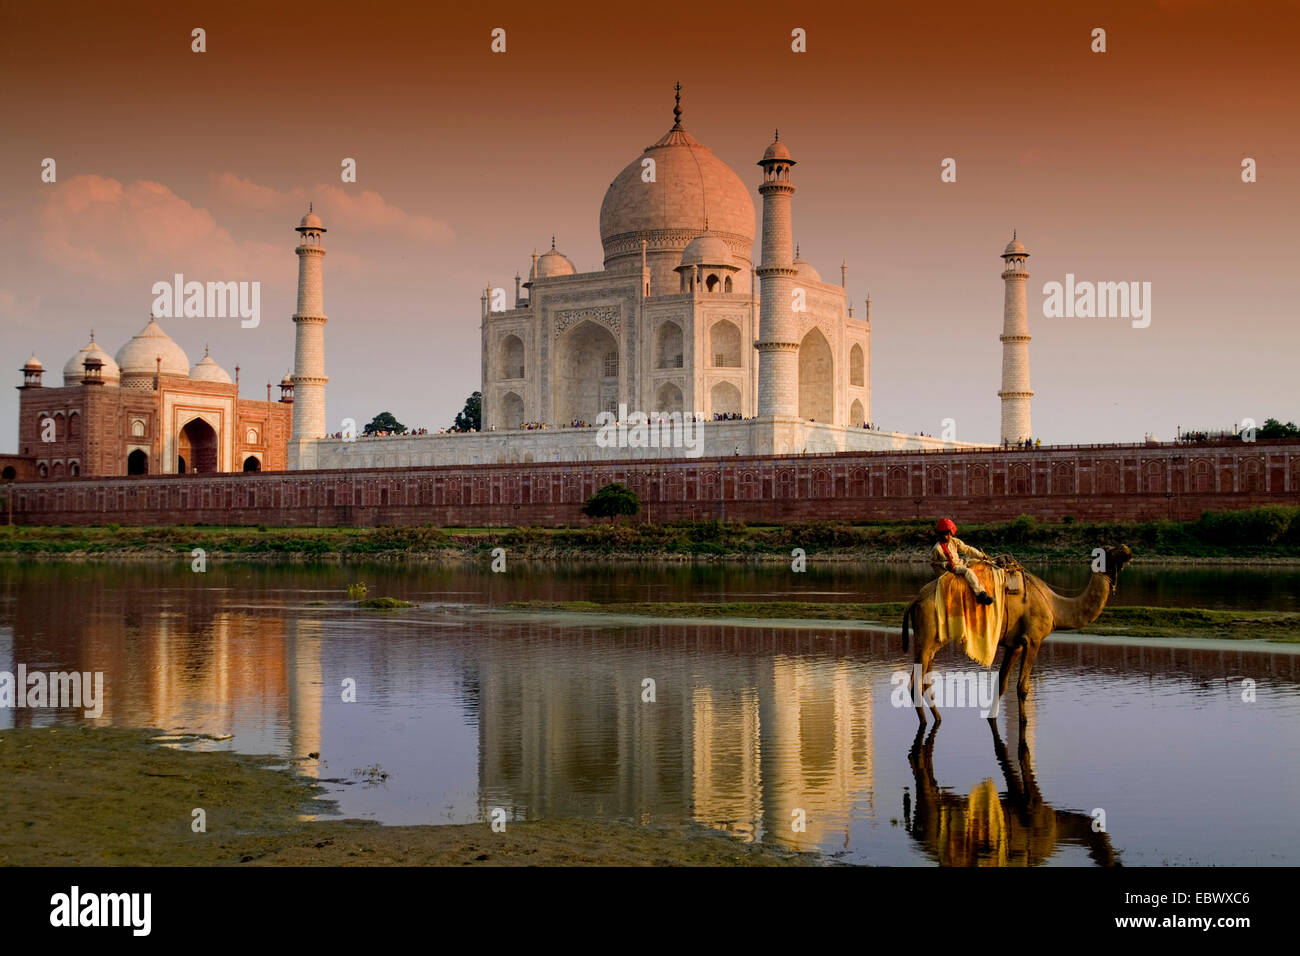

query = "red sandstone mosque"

[{"left": 8, "top": 320, "right": 292, "bottom": 481}]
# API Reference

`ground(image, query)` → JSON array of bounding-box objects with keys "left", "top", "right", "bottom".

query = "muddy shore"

[{"left": 0, "top": 727, "right": 817, "bottom": 867}]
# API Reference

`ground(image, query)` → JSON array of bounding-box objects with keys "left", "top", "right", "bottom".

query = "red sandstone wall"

[
  {"left": 235, "top": 399, "right": 293, "bottom": 472},
  {"left": 7, "top": 439, "right": 1299, "bottom": 528}
]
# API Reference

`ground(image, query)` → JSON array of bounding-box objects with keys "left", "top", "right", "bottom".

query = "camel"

[
  {"left": 904, "top": 720, "right": 1122, "bottom": 866},
  {"left": 901, "top": 544, "right": 1132, "bottom": 723}
]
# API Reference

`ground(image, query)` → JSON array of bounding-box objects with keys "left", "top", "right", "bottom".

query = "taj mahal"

[{"left": 296, "top": 89, "right": 1030, "bottom": 471}]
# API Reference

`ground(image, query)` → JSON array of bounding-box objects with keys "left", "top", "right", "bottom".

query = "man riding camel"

[{"left": 930, "top": 518, "right": 995, "bottom": 605}]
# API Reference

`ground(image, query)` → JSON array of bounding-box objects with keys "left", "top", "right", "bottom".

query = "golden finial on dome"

[{"left": 672, "top": 82, "right": 682, "bottom": 129}]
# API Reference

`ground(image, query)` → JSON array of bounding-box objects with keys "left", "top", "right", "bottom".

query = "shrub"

[
  {"left": 350, "top": 525, "right": 447, "bottom": 553},
  {"left": 1195, "top": 506, "right": 1296, "bottom": 546}
]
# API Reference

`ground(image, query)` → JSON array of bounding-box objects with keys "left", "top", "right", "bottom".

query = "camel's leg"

[
  {"left": 993, "top": 642, "right": 1023, "bottom": 719},
  {"left": 909, "top": 647, "right": 926, "bottom": 724},
  {"left": 1017, "top": 640, "right": 1042, "bottom": 701},
  {"left": 920, "top": 644, "right": 942, "bottom": 725}
]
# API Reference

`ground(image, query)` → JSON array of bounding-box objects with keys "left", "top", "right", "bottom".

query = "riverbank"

[
  {"left": 503, "top": 600, "right": 1300, "bottom": 642},
  {"left": 2, "top": 507, "right": 1299, "bottom": 564},
  {"left": 0, "top": 727, "right": 817, "bottom": 866}
]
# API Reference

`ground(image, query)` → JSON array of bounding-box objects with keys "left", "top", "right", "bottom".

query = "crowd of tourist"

[
  {"left": 326, "top": 427, "right": 436, "bottom": 438},
  {"left": 320, "top": 418, "right": 1272, "bottom": 448},
  {"left": 1178, "top": 428, "right": 1237, "bottom": 442}
]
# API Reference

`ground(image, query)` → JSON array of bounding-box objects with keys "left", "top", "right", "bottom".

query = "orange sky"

[{"left": 2, "top": 0, "right": 1297, "bottom": 448}]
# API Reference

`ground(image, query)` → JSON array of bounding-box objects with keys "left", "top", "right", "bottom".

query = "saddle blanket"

[{"left": 935, "top": 562, "right": 1007, "bottom": 668}]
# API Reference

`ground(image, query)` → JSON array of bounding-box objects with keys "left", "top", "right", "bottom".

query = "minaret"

[
  {"left": 755, "top": 131, "right": 799, "bottom": 418},
  {"left": 289, "top": 206, "right": 328, "bottom": 468},
  {"left": 998, "top": 231, "right": 1033, "bottom": 445}
]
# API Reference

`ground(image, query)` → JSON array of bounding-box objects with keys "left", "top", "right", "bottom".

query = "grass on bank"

[
  {"left": 1, "top": 506, "right": 1300, "bottom": 560},
  {"left": 503, "top": 600, "right": 1300, "bottom": 642}
]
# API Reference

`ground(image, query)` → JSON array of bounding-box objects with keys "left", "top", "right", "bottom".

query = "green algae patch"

[
  {"left": 355, "top": 597, "right": 418, "bottom": 609},
  {"left": 506, "top": 599, "right": 907, "bottom": 622},
  {"left": 1075, "top": 606, "right": 1300, "bottom": 642},
  {"left": 0, "top": 727, "right": 817, "bottom": 866},
  {"left": 504, "top": 600, "right": 1300, "bottom": 643}
]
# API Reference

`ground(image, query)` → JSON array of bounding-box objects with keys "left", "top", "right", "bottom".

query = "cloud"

[
  {"left": 209, "top": 173, "right": 454, "bottom": 244},
  {"left": 209, "top": 172, "right": 283, "bottom": 210},
  {"left": 31, "top": 172, "right": 451, "bottom": 307},
  {"left": 37, "top": 175, "right": 278, "bottom": 282},
  {"left": 295, "top": 185, "right": 455, "bottom": 243}
]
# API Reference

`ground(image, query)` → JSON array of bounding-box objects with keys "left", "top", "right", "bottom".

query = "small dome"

[
  {"left": 115, "top": 318, "right": 191, "bottom": 383},
  {"left": 298, "top": 210, "right": 325, "bottom": 231},
  {"left": 793, "top": 255, "right": 821, "bottom": 282},
  {"left": 535, "top": 239, "right": 576, "bottom": 278},
  {"left": 189, "top": 348, "right": 232, "bottom": 384},
  {"left": 23, "top": 354, "right": 42, "bottom": 370},
  {"left": 762, "top": 137, "right": 793, "bottom": 163},
  {"left": 63, "top": 338, "right": 120, "bottom": 385},
  {"left": 280, "top": 372, "right": 294, "bottom": 386},
  {"left": 680, "top": 233, "right": 733, "bottom": 267},
  {"left": 1003, "top": 233, "right": 1027, "bottom": 256}
]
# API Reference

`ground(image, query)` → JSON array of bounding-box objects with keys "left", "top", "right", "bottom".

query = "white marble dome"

[
  {"left": 63, "top": 338, "right": 120, "bottom": 385},
  {"left": 189, "top": 348, "right": 232, "bottom": 384},
  {"left": 599, "top": 119, "right": 755, "bottom": 271},
  {"left": 115, "top": 318, "right": 191, "bottom": 385}
]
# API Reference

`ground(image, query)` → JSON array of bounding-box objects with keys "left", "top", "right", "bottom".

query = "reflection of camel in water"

[
  {"left": 902, "top": 545, "right": 1133, "bottom": 723},
  {"left": 903, "top": 721, "right": 1121, "bottom": 866}
]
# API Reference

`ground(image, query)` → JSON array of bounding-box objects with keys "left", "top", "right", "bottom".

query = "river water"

[{"left": 2, "top": 562, "right": 1298, "bottom": 866}]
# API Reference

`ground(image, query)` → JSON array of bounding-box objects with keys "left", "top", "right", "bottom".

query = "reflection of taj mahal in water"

[
  {"left": 3, "top": 582, "right": 879, "bottom": 845},
  {"left": 472, "top": 625, "right": 877, "bottom": 848}
]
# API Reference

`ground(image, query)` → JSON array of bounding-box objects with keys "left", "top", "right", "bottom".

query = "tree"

[
  {"left": 453, "top": 391, "right": 482, "bottom": 432},
  {"left": 364, "top": 411, "right": 406, "bottom": 435},
  {"left": 1257, "top": 418, "right": 1299, "bottom": 439},
  {"left": 582, "top": 482, "right": 640, "bottom": 524}
]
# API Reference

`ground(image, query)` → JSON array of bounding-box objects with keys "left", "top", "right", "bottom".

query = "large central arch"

[
  {"left": 178, "top": 418, "right": 218, "bottom": 474},
  {"left": 798, "top": 328, "right": 833, "bottom": 424},
  {"left": 554, "top": 320, "right": 619, "bottom": 424},
  {"left": 502, "top": 391, "right": 525, "bottom": 429}
]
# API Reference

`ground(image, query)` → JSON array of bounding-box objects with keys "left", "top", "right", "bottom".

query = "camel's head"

[{"left": 1100, "top": 545, "right": 1133, "bottom": 591}]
